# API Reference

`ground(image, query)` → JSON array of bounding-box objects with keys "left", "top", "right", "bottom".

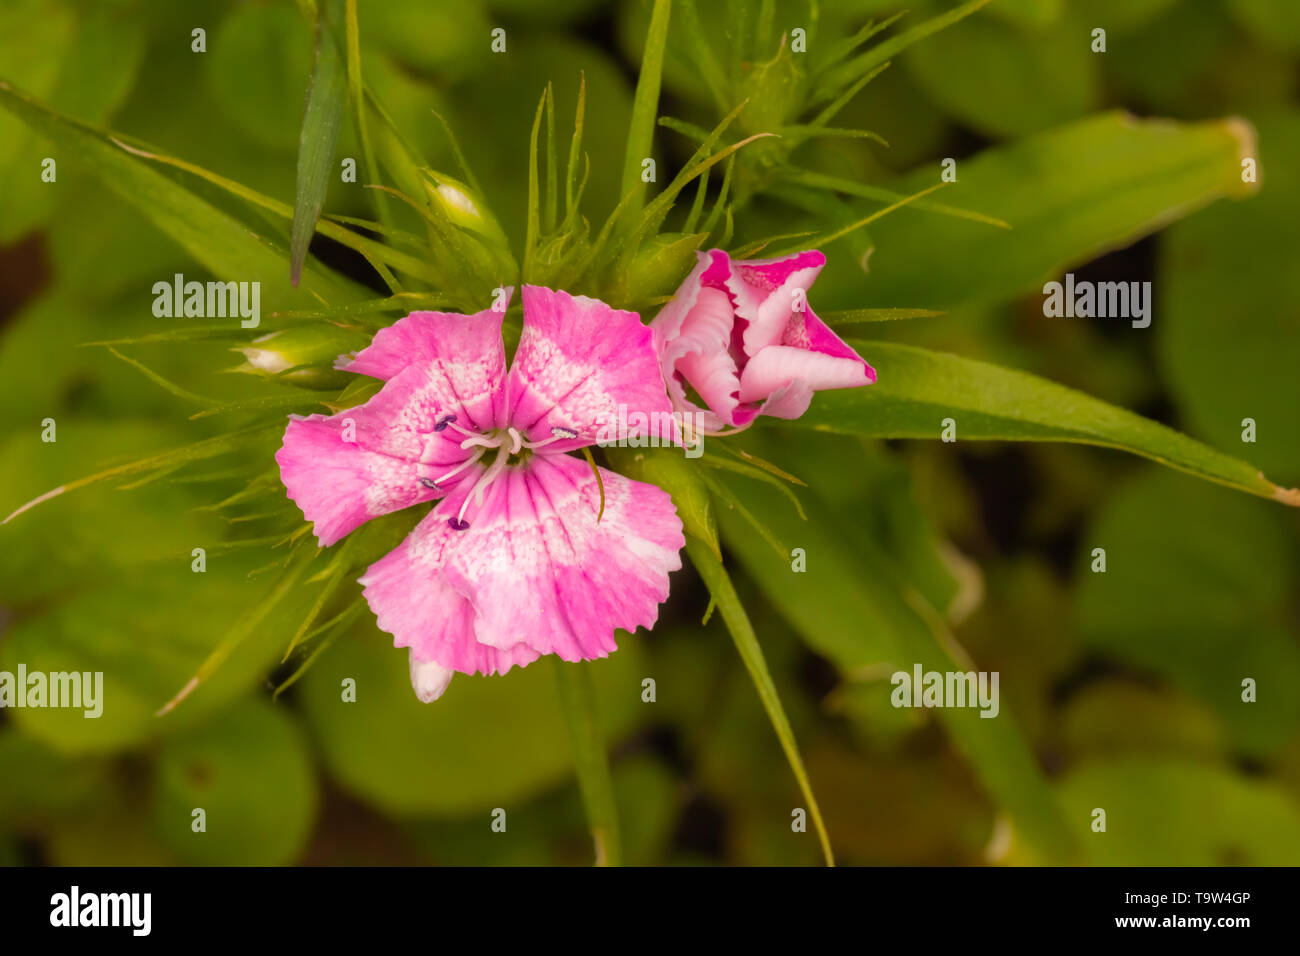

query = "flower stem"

[{"left": 553, "top": 659, "right": 623, "bottom": 866}]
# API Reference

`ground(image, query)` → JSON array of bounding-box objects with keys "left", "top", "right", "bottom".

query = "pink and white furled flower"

[
  {"left": 276, "top": 286, "right": 685, "bottom": 702},
  {"left": 651, "top": 248, "right": 876, "bottom": 433}
]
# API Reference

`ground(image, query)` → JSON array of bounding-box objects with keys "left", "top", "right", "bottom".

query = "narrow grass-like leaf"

[
  {"left": 781, "top": 125, "right": 889, "bottom": 147},
  {"left": 820, "top": 307, "right": 945, "bottom": 325},
  {"left": 621, "top": 0, "right": 672, "bottom": 229},
  {"left": 565, "top": 73, "right": 587, "bottom": 218},
  {"left": 81, "top": 326, "right": 252, "bottom": 346},
  {"left": 343, "top": 0, "right": 391, "bottom": 231},
  {"left": 524, "top": 88, "right": 547, "bottom": 278},
  {"left": 107, "top": 137, "right": 438, "bottom": 283},
  {"left": 814, "top": 12, "right": 906, "bottom": 77},
  {"left": 770, "top": 183, "right": 947, "bottom": 255},
  {"left": 291, "top": 0, "right": 348, "bottom": 286},
  {"left": 103, "top": 347, "right": 217, "bottom": 407},
  {"left": 701, "top": 156, "right": 735, "bottom": 237},
  {"left": 2, "top": 423, "right": 281, "bottom": 525},
  {"left": 0, "top": 81, "right": 358, "bottom": 306},
  {"left": 431, "top": 108, "right": 483, "bottom": 197},
  {"left": 189, "top": 394, "right": 322, "bottom": 421},
  {"left": 283, "top": 538, "right": 355, "bottom": 660},
  {"left": 657, "top": 115, "right": 712, "bottom": 145},
  {"left": 813, "top": 0, "right": 995, "bottom": 103},
  {"left": 544, "top": 83, "right": 558, "bottom": 236},
  {"left": 676, "top": 0, "right": 730, "bottom": 112},
  {"left": 157, "top": 546, "right": 317, "bottom": 716},
  {"left": 714, "top": 474, "right": 1082, "bottom": 863},
  {"left": 701, "top": 455, "right": 807, "bottom": 520},
  {"left": 805, "top": 62, "right": 890, "bottom": 132},
  {"left": 271, "top": 292, "right": 452, "bottom": 322},
  {"left": 685, "top": 537, "right": 834, "bottom": 865},
  {"left": 783, "top": 168, "right": 1010, "bottom": 228}
]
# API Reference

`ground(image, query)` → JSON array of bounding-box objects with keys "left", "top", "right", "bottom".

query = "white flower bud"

[{"left": 409, "top": 652, "right": 455, "bottom": 703}]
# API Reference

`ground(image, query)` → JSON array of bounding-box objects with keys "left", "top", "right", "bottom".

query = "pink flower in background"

[
  {"left": 276, "top": 287, "right": 685, "bottom": 702},
  {"left": 651, "top": 249, "right": 876, "bottom": 432}
]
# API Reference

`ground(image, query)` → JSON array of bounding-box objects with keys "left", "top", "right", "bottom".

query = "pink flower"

[
  {"left": 651, "top": 249, "right": 876, "bottom": 431},
  {"left": 275, "top": 287, "right": 685, "bottom": 701}
]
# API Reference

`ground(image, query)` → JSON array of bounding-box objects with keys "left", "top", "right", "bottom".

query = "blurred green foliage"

[{"left": 1, "top": 0, "right": 1298, "bottom": 866}]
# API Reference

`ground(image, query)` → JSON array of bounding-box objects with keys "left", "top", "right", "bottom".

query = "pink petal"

[
  {"left": 360, "top": 480, "right": 542, "bottom": 677},
  {"left": 735, "top": 304, "right": 876, "bottom": 416},
  {"left": 725, "top": 250, "right": 826, "bottom": 355},
  {"left": 508, "top": 286, "right": 673, "bottom": 451},
  {"left": 737, "top": 343, "right": 875, "bottom": 414},
  {"left": 277, "top": 343, "right": 513, "bottom": 546},
  {"left": 782, "top": 303, "right": 877, "bottom": 373},
  {"left": 338, "top": 295, "right": 511, "bottom": 431},
  {"left": 668, "top": 287, "right": 748, "bottom": 429},
  {"left": 650, "top": 250, "right": 733, "bottom": 428},
  {"left": 442, "top": 453, "right": 685, "bottom": 663},
  {"left": 276, "top": 413, "right": 451, "bottom": 547}
]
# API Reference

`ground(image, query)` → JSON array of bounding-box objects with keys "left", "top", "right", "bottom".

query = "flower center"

[{"left": 419, "top": 415, "right": 579, "bottom": 531}]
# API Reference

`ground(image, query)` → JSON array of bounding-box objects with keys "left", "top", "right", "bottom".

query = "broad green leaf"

[
  {"left": 152, "top": 697, "right": 318, "bottom": 865},
  {"left": 1084, "top": 0, "right": 1179, "bottom": 35},
  {"left": 845, "top": 112, "right": 1257, "bottom": 310},
  {"left": 0, "top": 549, "right": 314, "bottom": 754},
  {"left": 1075, "top": 470, "right": 1300, "bottom": 756},
  {"left": 0, "top": 0, "right": 146, "bottom": 241},
  {"left": 903, "top": 2, "right": 1097, "bottom": 139},
  {"left": 0, "top": 729, "right": 112, "bottom": 829},
  {"left": 1060, "top": 679, "right": 1226, "bottom": 765},
  {"left": 684, "top": 537, "right": 835, "bottom": 866},
  {"left": 0, "top": 422, "right": 225, "bottom": 603},
  {"left": 0, "top": 79, "right": 361, "bottom": 309},
  {"left": 206, "top": 1, "right": 315, "bottom": 150},
  {"left": 1158, "top": 110, "right": 1300, "bottom": 482},
  {"left": 298, "top": 623, "right": 646, "bottom": 816},
  {"left": 1227, "top": 0, "right": 1300, "bottom": 53},
  {"left": 1056, "top": 759, "right": 1300, "bottom": 865},
  {"left": 712, "top": 447, "right": 1080, "bottom": 863},
  {"left": 356, "top": 0, "right": 488, "bottom": 80},
  {"left": 794, "top": 341, "right": 1299, "bottom": 507}
]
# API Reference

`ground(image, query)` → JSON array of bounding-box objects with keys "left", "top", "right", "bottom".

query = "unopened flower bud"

[
  {"left": 409, "top": 652, "right": 454, "bottom": 703},
  {"left": 232, "top": 325, "right": 370, "bottom": 391}
]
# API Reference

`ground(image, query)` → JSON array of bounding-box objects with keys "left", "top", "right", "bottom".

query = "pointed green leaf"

[
  {"left": 621, "top": 0, "right": 670, "bottom": 227},
  {"left": 291, "top": 0, "right": 348, "bottom": 286},
  {"left": 860, "top": 112, "right": 1258, "bottom": 309},
  {"left": 685, "top": 536, "right": 834, "bottom": 865},
  {"left": 0, "top": 80, "right": 358, "bottom": 307},
  {"left": 796, "top": 341, "right": 1300, "bottom": 506}
]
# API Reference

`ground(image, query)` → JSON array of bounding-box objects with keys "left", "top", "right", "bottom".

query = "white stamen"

[
  {"left": 427, "top": 447, "right": 486, "bottom": 487},
  {"left": 460, "top": 433, "right": 503, "bottom": 450},
  {"left": 456, "top": 444, "right": 512, "bottom": 526},
  {"left": 521, "top": 425, "right": 579, "bottom": 451},
  {"left": 445, "top": 419, "right": 479, "bottom": 438}
]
